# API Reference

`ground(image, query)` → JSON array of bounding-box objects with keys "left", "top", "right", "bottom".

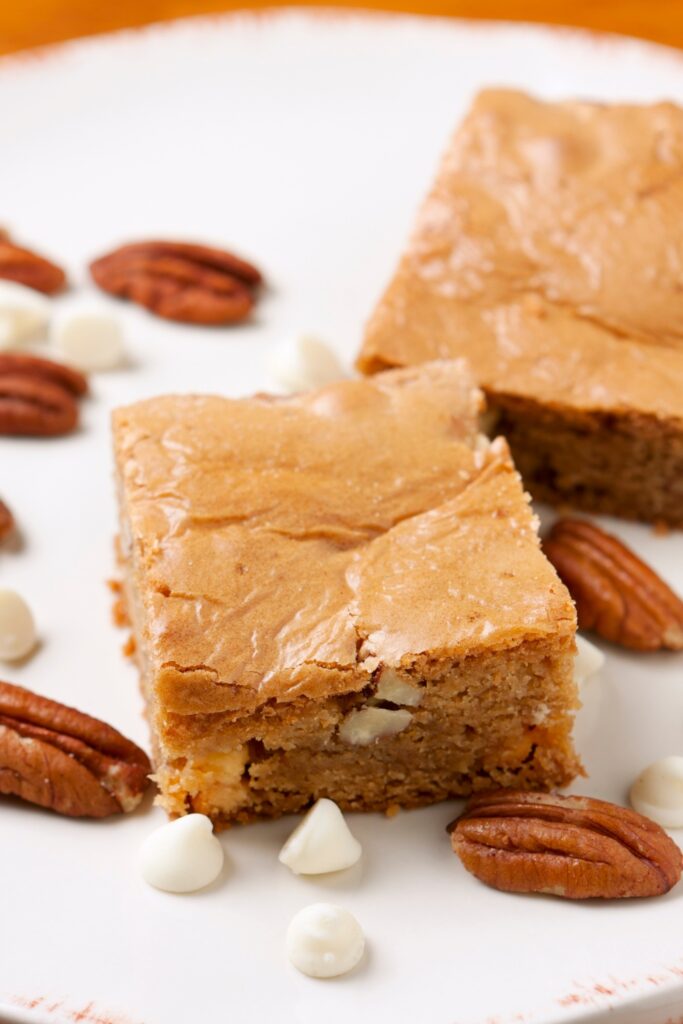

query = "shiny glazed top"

[{"left": 360, "top": 89, "right": 683, "bottom": 421}]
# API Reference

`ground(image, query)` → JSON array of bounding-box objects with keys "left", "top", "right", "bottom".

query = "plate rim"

[{"left": 2, "top": 3, "right": 683, "bottom": 77}]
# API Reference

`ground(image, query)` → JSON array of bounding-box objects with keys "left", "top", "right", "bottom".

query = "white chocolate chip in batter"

[
  {"left": 139, "top": 813, "right": 224, "bottom": 893},
  {"left": 373, "top": 667, "right": 423, "bottom": 707},
  {"left": 530, "top": 702, "right": 550, "bottom": 725},
  {"left": 338, "top": 706, "right": 412, "bottom": 746},
  {"left": 286, "top": 903, "right": 365, "bottom": 978},
  {"left": 279, "top": 798, "right": 361, "bottom": 875},
  {"left": 0, "top": 589, "right": 36, "bottom": 661},
  {"left": 630, "top": 756, "right": 683, "bottom": 829}
]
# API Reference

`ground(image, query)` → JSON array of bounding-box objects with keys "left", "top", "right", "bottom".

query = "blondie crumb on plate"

[
  {"left": 112, "top": 362, "right": 579, "bottom": 825},
  {"left": 359, "top": 89, "right": 683, "bottom": 525}
]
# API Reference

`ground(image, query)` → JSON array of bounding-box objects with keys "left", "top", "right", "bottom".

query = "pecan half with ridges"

[
  {"left": 0, "top": 681, "right": 151, "bottom": 817},
  {"left": 543, "top": 518, "right": 683, "bottom": 651},
  {"left": 449, "top": 790, "right": 682, "bottom": 899},
  {"left": 90, "top": 240, "right": 263, "bottom": 325},
  {"left": 0, "top": 236, "right": 66, "bottom": 294},
  {"left": 0, "top": 499, "right": 14, "bottom": 542},
  {"left": 0, "top": 352, "right": 88, "bottom": 396},
  {"left": 0, "top": 374, "right": 78, "bottom": 436},
  {"left": 0, "top": 353, "right": 87, "bottom": 437}
]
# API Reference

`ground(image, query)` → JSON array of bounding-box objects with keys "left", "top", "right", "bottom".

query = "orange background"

[{"left": 1, "top": 0, "right": 683, "bottom": 55}]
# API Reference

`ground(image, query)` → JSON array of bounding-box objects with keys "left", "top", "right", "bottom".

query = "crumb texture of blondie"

[
  {"left": 359, "top": 89, "right": 683, "bottom": 524},
  {"left": 113, "top": 362, "right": 579, "bottom": 824}
]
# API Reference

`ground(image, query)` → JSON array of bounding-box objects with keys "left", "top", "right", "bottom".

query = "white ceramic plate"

[{"left": 2, "top": 9, "right": 683, "bottom": 1024}]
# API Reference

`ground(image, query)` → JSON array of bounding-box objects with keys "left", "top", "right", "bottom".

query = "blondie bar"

[
  {"left": 113, "top": 362, "right": 579, "bottom": 824},
  {"left": 359, "top": 89, "right": 683, "bottom": 525}
]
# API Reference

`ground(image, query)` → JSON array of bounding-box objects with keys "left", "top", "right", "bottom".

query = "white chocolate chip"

[
  {"left": 279, "top": 798, "right": 361, "bottom": 875},
  {"left": 574, "top": 635, "right": 605, "bottom": 689},
  {"left": 373, "top": 667, "right": 423, "bottom": 707},
  {"left": 338, "top": 706, "right": 412, "bottom": 746},
  {"left": 530, "top": 702, "right": 550, "bottom": 725},
  {"left": 52, "top": 302, "right": 124, "bottom": 371},
  {"left": 265, "top": 334, "right": 346, "bottom": 393},
  {"left": 139, "top": 813, "right": 224, "bottom": 893},
  {"left": 0, "top": 281, "right": 50, "bottom": 350},
  {"left": 0, "top": 589, "right": 36, "bottom": 661},
  {"left": 286, "top": 903, "right": 365, "bottom": 978},
  {"left": 630, "top": 756, "right": 683, "bottom": 828}
]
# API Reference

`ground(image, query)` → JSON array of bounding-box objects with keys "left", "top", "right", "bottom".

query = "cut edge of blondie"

[
  {"left": 147, "top": 634, "right": 580, "bottom": 827},
  {"left": 492, "top": 394, "right": 683, "bottom": 527}
]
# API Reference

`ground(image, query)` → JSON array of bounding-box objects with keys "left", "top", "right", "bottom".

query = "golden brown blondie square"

[
  {"left": 359, "top": 89, "right": 683, "bottom": 525},
  {"left": 113, "top": 362, "right": 579, "bottom": 825}
]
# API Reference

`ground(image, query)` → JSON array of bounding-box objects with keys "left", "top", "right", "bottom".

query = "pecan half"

[
  {"left": 0, "top": 681, "right": 151, "bottom": 817},
  {"left": 0, "top": 236, "right": 66, "bottom": 294},
  {"left": 0, "top": 352, "right": 88, "bottom": 396},
  {"left": 0, "top": 374, "right": 78, "bottom": 436},
  {"left": 449, "top": 791, "right": 682, "bottom": 899},
  {"left": 0, "top": 353, "right": 87, "bottom": 437},
  {"left": 543, "top": 518, "right": 683, "bottom": 651},
  {"left": 90, "top": 240, "right": 263, "bottom": 325},
  {"left": 0, "top": 499, "right": 14, "bottom": 542}
]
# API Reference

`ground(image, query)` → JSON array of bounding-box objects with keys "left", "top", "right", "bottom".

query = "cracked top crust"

[
  {"left": 113, "top": 362, "right": 575, "bottom": 717},
  {"left": 359, "top": 89, "right": 683, "bottom": 422}
]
